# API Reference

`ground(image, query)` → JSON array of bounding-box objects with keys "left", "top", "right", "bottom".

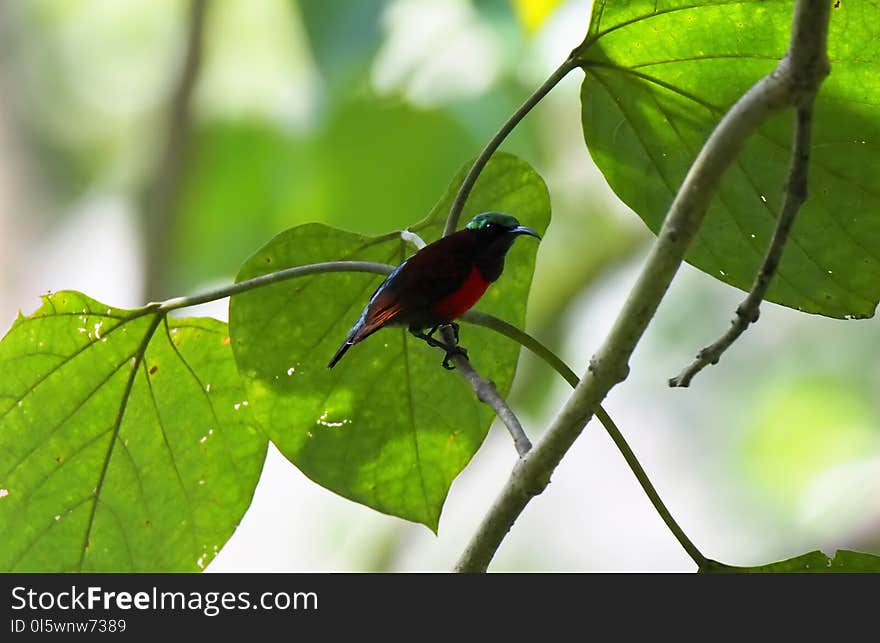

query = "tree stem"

[{"left": 462, "top": 311, "right": 707, "bottom": 568}]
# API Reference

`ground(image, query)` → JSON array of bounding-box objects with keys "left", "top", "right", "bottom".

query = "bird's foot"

[
  {"left": 426, "top": 322, "right": 459, "bottom": 343},
  {"left": 441, "top": 345, "right": 469, "bottom": 370},
  {"left": 411, "top": 324, "right": 467, "bottom": 370}
]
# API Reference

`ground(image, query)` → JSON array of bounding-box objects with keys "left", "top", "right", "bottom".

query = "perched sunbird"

[{"left": 328, "top": 212, "right": 540, "bottom": 369}]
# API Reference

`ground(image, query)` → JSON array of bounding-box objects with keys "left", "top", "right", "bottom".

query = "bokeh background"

[{"left": 1, "top": 0, "right": 878, "bottom": 571}]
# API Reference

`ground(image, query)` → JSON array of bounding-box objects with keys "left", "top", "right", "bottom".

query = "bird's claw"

[
  {"left": 428, "top": 322, "right": 460, "bottom": 344},
  {"left": 412, "top": 324, "right": 467, "bottom": 370},
  {"left": 441, "top": 345, "right": 468, "bottom": 370}
]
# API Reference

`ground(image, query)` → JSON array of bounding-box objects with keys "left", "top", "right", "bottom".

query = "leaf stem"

[
  {"left": 593, "top": 406, "right": 706, "bottom": 568},
  {"left": 462, "top": 311, "right": 578, "bottom": 387},
  {"left": 442, "top": 58, "right": 580, "bottom": 236},
  {"left": 151, "top": 261, "right": 394, "bottom": 312}
]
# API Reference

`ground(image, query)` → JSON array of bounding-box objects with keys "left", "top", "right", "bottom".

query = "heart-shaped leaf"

[
  {"left": 0, "top": 292, "right": 267, "bottom": 571},
  {"left": 229, "top": 153, "right": 550, "bottom": 530},
  {"left": 577, "top": 0, "right": 880, "bottom": 318}
]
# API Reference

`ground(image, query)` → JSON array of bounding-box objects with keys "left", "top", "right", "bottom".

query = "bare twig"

[
  {"left": 142, "top": 0, "right": 209, "bottom": 299},
  {"left": 151, "top": 260, "right": 394, "bottom": 312},
  {"left": 442, "top": 58, "right": 579, "bottom": 237},
  {"left": 440, "top": 326, "right": 532, "bottom": 457},
  {"left": 454, "top": 0, "right": 832, "bottom": 573},
  {"left": 669, "top": 102, "right": 818, "bottom": 387}
]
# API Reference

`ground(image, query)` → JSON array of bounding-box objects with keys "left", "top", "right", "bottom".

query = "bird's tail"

[
  {"left": 328, "top": 321, "right": 368, "bottom": 368},
  {"left": 327, "top": 339, "right": 355, "bottom": 368},
  {"left": 328, "top": 304, "right": 396, "bottom": 368}
]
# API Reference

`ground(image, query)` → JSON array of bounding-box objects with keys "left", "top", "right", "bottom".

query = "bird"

[{"left": 328, "top": 212, "right": 540, "bottom": 370}]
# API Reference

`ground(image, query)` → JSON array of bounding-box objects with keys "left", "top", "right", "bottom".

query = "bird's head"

[
  {"left": 464, "top": 212, "right": 540, "bottom": 281},
  {"left": 465, "top": 212, "right": 541, "bottom": 242}
]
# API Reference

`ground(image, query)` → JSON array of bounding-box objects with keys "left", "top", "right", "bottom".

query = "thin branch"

[
  {"left": 442, "top": 58, "right": 579, "bottom": 237},
  {"left": 142, "top": 0, "right": 209, "bottom": 300},
  {"left": 151, "top": 260, "right": 394, "bottom": 312},
  {"left": 442, "top": 326, "right": 532, "bottom": 457},
  {"left": 461, "top": 362, "right": 532, "bottom": 457},
  {"left": 463, "top": 311, "right": 579, "bottom": 388},
  {"left": 592, "top": 406, "right": 706, "bottom": 567},
  {"left": 669, "top": 102, "right": 817, "bottom": 387},
  {"left": 454, "top": 0, "right": 832, "bottom": 573},
  {"left": 461, "top": 311, "right": 707, "bottom": 568}
]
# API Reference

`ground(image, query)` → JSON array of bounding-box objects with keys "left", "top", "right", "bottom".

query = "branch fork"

[{"left": 453, "top": 0, "right": 833, "bottom": 571}]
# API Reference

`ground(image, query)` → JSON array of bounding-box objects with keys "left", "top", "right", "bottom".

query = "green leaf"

[
  {"left": 577, "top": 1, "right": 880, "bottom": 319},
  {"left": 229, "top": 153, "right": 550, "bottom": 530},
  {"left": 704, "top": 549, "right": 880, "bottom": 573},
  {"left": 0, "top": 292, "right": 267, "bottom": 571},
  {"left": 828, "top": 550, "right": 880, "bottom": 572}
]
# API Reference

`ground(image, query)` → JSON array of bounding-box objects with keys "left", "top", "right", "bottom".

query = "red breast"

[{"left": 431, "top": 265, "right": 490, "bottom": 322}]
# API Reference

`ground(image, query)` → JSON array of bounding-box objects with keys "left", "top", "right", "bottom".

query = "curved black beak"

[{"left": 512, "top": 225, "right": 541, "bottom": 240}]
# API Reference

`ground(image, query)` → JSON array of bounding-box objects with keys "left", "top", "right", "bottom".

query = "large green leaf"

[
  {"left": 0, "top": 292, "right": 267, "bottom": 571},
  {"left": 577, "top": 0, "right": 880, "bottom": 318},
  {"left": 229, "top": 153, "right": 550, "bottom": 530},
  {"left": 705, "top": 549, "right": 880, "bottom": 573}
]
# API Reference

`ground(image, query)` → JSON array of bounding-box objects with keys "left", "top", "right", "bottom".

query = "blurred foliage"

[
  {"left": 170, "top": 0, "right": 546, "bottom": 291},
  {"left": 172, "top": 98, "right": 482, "bottom": 289},
  {"left": 296, "top": 0, "right": 388, "bottom": 91},
  {"left": 741, "top": 377, "right": 878, "bottom": 509},
  {"left": 511, "top": 0, "right": 564, "bottom": 33},
  {"left": 3, "top": 0, "right": 182, "bottom": 200}
]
